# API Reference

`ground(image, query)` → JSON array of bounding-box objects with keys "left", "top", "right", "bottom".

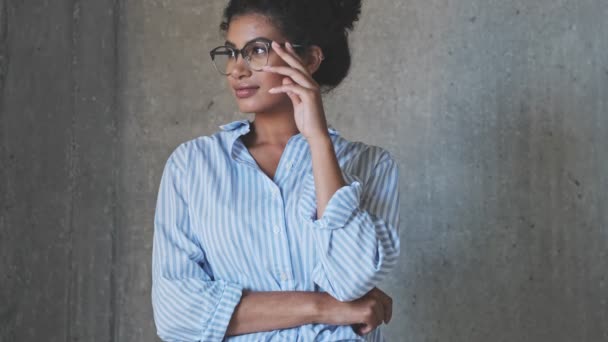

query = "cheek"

[
  {"left": 260, "top": 56, "right": 291, "bottom": 87},
  {"left": 258, "top": 71, "right": 286, "bottom": 89}
]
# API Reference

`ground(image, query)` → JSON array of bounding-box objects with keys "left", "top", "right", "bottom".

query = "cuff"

[
  {"left": 205, "top": 281, "right": 243, "bottom": 340},
  {"left": 306, "top": 178, "right": 363, "bottom": 230}
]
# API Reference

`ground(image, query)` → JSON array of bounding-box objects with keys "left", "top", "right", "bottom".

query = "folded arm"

[{"left": 308, "top": 141, "right": 401, "bottom": 302}]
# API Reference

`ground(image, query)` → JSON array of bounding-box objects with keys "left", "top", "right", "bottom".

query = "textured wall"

[
  {"left": 1, "top": 1, "right": 121, "bottom": 341},
  {"left": 1, "top": 0, "right": 606, "bottom": 341}
]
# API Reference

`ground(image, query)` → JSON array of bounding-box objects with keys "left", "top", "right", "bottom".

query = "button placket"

[
  {"left": 277, "top": 267, "right": 293, "bottom": 282},
  {"left": 270, "top": 186, "right": 280, "bottom": 198}
]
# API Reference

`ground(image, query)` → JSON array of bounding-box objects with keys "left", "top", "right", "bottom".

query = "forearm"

[
  {"left": 308, "top": 134, "right": 346, "bottom": 219},
  {"left": 225, "top": 290, "right": 339, "bottom": 336}
]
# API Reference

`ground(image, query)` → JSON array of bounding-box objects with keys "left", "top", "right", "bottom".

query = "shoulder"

[
  {"left": 333, "top": 135, "right": 396, "bottom": 171},
  {"left": 164, "top": 130, "right": 229, "bottom": 173},
  {"left": 329, "top": 135, "right": 398, "bottom": 190}
]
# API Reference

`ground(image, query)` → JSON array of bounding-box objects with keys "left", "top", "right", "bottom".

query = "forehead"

[{"left": 225, "top": 13, "right": 286, "bottom": 47}]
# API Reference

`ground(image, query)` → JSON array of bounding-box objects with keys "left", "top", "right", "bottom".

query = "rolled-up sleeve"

[
  {"left": 152, "top": 150, "right": 243, "bottom": 341},
  {"left": 306, "top": 152, "right": 401, "bottom": 302}
]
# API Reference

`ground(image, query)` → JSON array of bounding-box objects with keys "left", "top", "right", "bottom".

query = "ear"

[{"left": 304, "top": 45, "right": 325, "bottom": 75}]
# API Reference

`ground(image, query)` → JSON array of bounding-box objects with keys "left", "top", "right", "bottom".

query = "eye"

[
  {"left": 243, "top": 42, "right": 268, "bottom": 58},
  {"left": 252, "top": 46, "right": 266, "bottom": 55}
]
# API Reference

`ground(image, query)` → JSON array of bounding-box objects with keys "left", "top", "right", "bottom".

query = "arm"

[
  {"left": 225, "top": 290, "right": 322, "bottom": 336},
  {"left": 152, "top": 151, "right": 243, "bottom": 342},
  {"left": 307, "top": 137, "right": 401, "bottom": 302},
  {"left": 308, "top": 135, "right": 348, "bottom": 219},
  {"left": 226, "top": 288, "right": 393, "bottom": 337}
]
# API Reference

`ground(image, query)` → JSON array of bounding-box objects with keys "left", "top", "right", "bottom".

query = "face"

[{"left": 223, "top": 14, "right": 294, "bottom": 114}]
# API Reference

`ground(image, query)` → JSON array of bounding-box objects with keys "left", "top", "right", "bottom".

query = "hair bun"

[{"left": 329, "top": 0, "right": 362, "bottom": 31}]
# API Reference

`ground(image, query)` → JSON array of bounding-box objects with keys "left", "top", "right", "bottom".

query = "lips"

[{"left": 234, "top": 85, "right": 259, "bottom": 99}]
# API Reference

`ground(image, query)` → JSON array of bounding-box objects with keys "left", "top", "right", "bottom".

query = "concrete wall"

[{"left": 1, "top": 0, "right": 606, "bottom": 341}]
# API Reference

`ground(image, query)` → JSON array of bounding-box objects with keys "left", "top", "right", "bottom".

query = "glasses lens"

[
  {"left": 243, "top": 42, "right": 269, "bottom": 71},
  {"left": 211, "top": 47, "right": 235, "bottom": 75}
]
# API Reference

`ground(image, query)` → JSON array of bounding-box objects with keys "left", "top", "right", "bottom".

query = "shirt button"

[
  {"left": 285, "top": 161, "right": 293, "bottom": 171},
  {"left": 280, "top": 273, "right": 288, "bottom": 281},
  {"left": 273, "top": 225, "right": 280, "bottom": 234}
]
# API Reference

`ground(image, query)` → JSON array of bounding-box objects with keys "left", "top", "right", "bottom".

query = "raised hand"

[{"left": 263, "top": 41, "right": 329, "bottom": 141}]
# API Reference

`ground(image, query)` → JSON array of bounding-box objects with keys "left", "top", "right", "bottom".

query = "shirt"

[{"left": 152, "top": 118, "right": 401, "bottom": 342}]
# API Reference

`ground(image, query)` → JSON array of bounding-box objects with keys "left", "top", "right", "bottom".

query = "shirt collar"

[
  {"left": 219, "top": 119, "right": 340, "bottom": 135},
  {"left": 219, "top": 119, "right": 340, "bottom": 160}
]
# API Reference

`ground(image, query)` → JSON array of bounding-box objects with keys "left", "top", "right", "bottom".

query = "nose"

[{"left": 228, "top": 54, "right": 251, "bottom": 79}]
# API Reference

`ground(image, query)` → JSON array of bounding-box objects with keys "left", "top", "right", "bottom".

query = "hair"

[{"left": 219, "top": 0, "right": 362, "bottom": 93}]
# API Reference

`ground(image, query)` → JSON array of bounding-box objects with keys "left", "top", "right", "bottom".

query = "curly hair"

[{"left": 219, "top": 0, "right": 362, "bottom": 93}]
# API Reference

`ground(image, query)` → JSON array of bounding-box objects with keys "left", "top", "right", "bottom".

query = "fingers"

[
  {"left": 384, "top": 295, "right": 393, "bottom": 323},
  {"left": 358, "top": 296, "right": 385, "bottom": 336},
  {"left": 262, "top": 65, "right": 317, "bottom": 89},
  {"left": 353, "top": 323, "right": 370, "bottom": 336},
  {"left": 271, "top": 41, "right": 308, "bottom": 74},
  {"left": 357, "top": 308, "right": 382, "bottom": 336},
  {"left": 372, "top": 287, "right": 393, "bottom": 324},
  {"left": 268, "top": 83, "right": 314, "bottom": 102},
  {"left": 285, "top": 42, "right": 303, "bottom": 58},
  {"left": 266, "top": 41, "right": 322, "bottom": 103},
  {"left": 284, "top": 41, "right": 306, "bottom": 65},
  {"left": 358, "top": 324, "right": 372, "bottom": 335},
  {"left": 348, "top": 288, "right": 394, "bottom": 336},
  {"left": 373, "top": 302, "right": 384, "bottom": 327},
  {"left": 281, "top": 77, "right": 301, "bottom": 105}
]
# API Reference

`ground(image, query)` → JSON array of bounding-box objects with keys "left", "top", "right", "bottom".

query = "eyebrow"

[{"left": 224, "top": 36, "right": 271, "bottom": 48}]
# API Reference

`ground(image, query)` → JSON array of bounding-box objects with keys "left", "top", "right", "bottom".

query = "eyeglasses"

[{"left": 209, "top": 38, "right": 303, "bottom": 76}]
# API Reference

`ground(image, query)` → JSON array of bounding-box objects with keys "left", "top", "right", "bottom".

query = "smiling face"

[{"left": 224, "top": 13, "right": 294, "bottom": 114}]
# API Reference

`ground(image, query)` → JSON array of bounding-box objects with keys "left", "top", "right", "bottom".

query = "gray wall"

[{"left": 1, "top": 0, "right": 606, "bottom": 341}]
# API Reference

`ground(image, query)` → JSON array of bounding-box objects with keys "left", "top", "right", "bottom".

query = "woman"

[{"left": 151, "top": 0, "right": 401, "bottom": 341}]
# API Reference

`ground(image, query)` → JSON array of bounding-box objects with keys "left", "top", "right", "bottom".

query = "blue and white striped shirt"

[{"left": 152, "top": 118, "right": 401, "bottom": 341}]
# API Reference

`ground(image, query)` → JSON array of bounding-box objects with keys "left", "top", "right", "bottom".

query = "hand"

[
  {"left": 348, "top": 287, "right": 393, "bottom": 335},
  {"left": 263, "top": 41, "right": 329, "bottom": 141},
  {"left": 317, "top": 287, "right": 393, "bottom": 336}
]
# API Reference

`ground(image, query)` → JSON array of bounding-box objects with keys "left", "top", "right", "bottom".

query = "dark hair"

[{"left": 219, "top": 0, "right": 362, "bottom": 93}]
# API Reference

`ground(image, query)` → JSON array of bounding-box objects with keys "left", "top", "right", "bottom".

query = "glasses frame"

[{"left": 209, "top": 38, "right": 304, "bottom": 76}]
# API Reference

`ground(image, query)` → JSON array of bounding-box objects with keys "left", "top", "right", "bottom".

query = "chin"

[
  {"left": 236, "top": 100, "right": 264, "bottom": 114},
  {"left": 235, "top": 95, "right": 289, "bottom": 114}
]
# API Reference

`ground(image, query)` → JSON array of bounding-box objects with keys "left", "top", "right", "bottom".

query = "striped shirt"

[{"left": 152, "top": 118, "right": 401, "bottom": 341}]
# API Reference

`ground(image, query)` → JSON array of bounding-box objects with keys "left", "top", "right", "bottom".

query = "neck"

[{"left": 248, "top": 107, "right": 299, "bottom": 146}]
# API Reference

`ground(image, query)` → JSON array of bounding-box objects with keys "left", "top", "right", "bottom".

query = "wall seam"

[
  {"left": 65, "top": 0, "right": 81, "bottom": 340},
  {"left": 109, "top": 0, "right": 122, "bottom": 341}
]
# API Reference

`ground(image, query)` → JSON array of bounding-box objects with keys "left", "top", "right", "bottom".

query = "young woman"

[{"left": 151, "top": 0, "right": 401, "bottom": 341}]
